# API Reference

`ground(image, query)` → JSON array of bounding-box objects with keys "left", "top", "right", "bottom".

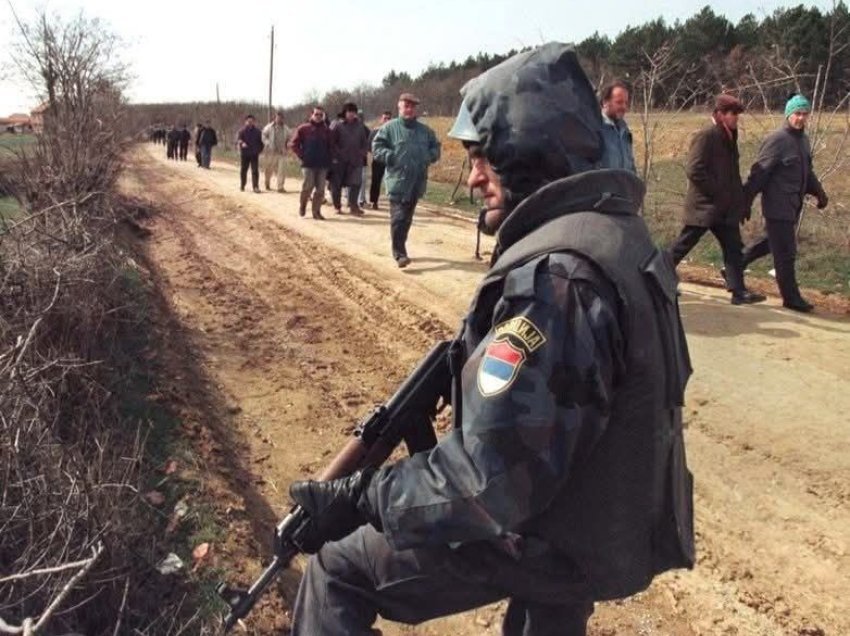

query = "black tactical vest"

[{"left": 456, "top": 171, "right": 695, "bottom": 600}]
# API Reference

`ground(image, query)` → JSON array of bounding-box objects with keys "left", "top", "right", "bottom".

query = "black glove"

[
  {"left": 817, "top": 193, "right": 829, "bottom": 209},
  {"left": 289, "top": 468, "right": 377, "bottom": 554}
]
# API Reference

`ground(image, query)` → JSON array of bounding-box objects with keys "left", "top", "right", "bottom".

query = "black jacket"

[
  {"left": 683, "top": 123, "right": 745, "bottom": 227},
  {"left": 744, "top": 124, "right": 826, "bottom": 221},
  {"left": 198, "top": 127, "right": 218, "bottom": 148},
  {"left": 237, "top": 124, "right": 264, "bottom": 157},
  {"left": 366, "top": 170, "right": 694, "bottom": 601}
]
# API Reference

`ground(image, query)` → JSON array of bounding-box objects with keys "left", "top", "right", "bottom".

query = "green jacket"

[{"left": 372, "top": 117, "right": 441, "bottom": 201}]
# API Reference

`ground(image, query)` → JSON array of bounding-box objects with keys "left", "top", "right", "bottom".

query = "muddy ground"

[{"left": 123, "top": 146, "right": 850, "bottom": 635}]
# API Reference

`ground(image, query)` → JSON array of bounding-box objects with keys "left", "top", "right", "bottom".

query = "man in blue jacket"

[
  {"left": 596, "top": 81, "right": 636, "bottom": 174},
  {"left": 371, "top": 93, "right": 441, "bottom": 268},
  {"left": 285, "top": 44, "right": 694, "bottom": 636}
]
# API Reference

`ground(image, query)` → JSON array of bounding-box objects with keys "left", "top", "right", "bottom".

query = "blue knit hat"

[{"left": 785, "top": 94, "right": 811, "bottom": 118}]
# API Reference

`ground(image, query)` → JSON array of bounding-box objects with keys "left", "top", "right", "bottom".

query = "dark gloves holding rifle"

[{"left": 289, "top": 468, "right": 380, "bottom": 554}]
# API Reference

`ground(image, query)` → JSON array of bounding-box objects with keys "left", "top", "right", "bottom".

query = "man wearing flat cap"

[
  {"left": 371, "top": 93, "right": 441, "bottom": 268},
  {"left": 669, "top": 94, "right": 765, "bottom": 305}
]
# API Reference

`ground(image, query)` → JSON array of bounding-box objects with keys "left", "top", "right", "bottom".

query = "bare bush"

[{"left": 1, "top": 10, "right": 204, "bottom": 635}]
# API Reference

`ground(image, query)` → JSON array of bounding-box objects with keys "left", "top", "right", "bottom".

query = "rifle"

[{"left": 217, "top": 340, "right": 452, "bottom": 632}]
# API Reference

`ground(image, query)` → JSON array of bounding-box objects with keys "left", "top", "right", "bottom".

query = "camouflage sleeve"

[{"left": 367, "top": 255, "right": 624, "bottom": 550}]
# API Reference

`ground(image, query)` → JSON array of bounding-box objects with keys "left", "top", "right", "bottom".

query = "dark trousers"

[
  {"left": 390, "top": 199, "right": 418, "bottom": 260},
  {"left": 166, "top": 141, "right": 176, "bottom": 160},
  {"left": 369, "top": 160, "right": 386, "bottom": 204},
  {"left": 179, "top": 142, "right": 189, "bottom": 161},
  {"left": 240, "top": 154, "right": 260, "bottom": 190},
  {"left": 200, "top": 145, "right": 212, "bottom": 168},
  {"left": 195, "top": 149, "right": 202, "bottom": 166},
  {"left": 743, "top": 219, "right": 802, "bottom": 302},
  {"left": 331, "top": 160, "right": 361, "bottom": 210},
  {"left": 669, "top": 224, "right": 746, "bottom": 293},
  {"left": 291, "top": 525, "right": 594, "bottom": 636}
]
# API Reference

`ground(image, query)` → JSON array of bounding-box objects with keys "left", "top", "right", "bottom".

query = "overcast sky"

[{"left": 0, "top": 0, "right": 834, "bottom": 117}]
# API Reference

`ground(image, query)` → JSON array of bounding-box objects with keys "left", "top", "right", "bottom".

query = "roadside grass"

[
  {"left": 0, "top": 196, "right": 23, "bottom": 220},
  {"left": 0, "top": 133, "right": 36, "bottom": 156},
  {"left": 115, "top": 259, "right": 228, "bottom": 626}
]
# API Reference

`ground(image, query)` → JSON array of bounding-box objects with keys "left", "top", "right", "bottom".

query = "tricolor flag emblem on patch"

[{"left": 478, "top": 339, "right": 526, "bottom": 396}]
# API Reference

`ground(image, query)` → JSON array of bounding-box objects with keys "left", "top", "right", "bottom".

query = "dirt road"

[{"left": 125, "top": 145, "right": 850, "bottom": 635}]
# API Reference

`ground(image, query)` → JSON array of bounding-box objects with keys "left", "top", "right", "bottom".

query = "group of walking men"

[
  {"left": 599, "top": 83, "right": 828, "bottom": 312},
  {"left": 234, "top": 94, "right": 440, "bottom": 268}
]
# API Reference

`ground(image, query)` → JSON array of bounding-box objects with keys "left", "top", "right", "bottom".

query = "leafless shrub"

[{"left": 1, "top": 9, "right": 207, "bottom": 635}]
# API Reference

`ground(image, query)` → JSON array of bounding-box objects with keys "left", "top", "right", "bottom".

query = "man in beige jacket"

[{"left": 262, "top": 111, "right": 291, "bottom": 192}]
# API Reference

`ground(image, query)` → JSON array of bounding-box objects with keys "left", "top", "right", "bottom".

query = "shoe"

[
  {"left": 253, "top": 187, "right": 261, "bottom": 193},
  {"left": 240, "top": 185, "right": 245, "bottom": 191},
  {"left": 396, "top": 256, "right": 411, "bottom": 268},
  {"left": 298, "top": 207, "right": 306, "bottom": 217},
  {"left": 371, "top": 202, "right": 378, "bottom": 210},
  {"left": 313, "top": 211, "right": 325, "bottom": 220},
  {"left": 350, "top": 206, "right": 365, "bottom": 216},
  {"left": 730, "top": 290, "right": 766, "bottom": 305},
  {"left": 278, "top": 188, "right": 286, "bottom": 193},
  {"left": 783, "top": 298, "right": 814, "bottom": 313},
  {"left": 334, "top": 207, "right": 343, "bottom": 214},
  {"left": 265, "top": 184, "right": 272, "bottom": 191}
]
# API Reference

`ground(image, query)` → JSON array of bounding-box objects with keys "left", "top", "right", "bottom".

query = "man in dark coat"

[
  {"left": 742, "top": 94, "right": 829, "bottom": 312},
  {"left": 669, "top": 95, "right": 764, "bottom": 304},
  {"left": 284, "top": 43, "right": 694, "bottom": 636},
  {"left": 166, "top": 125, "right": 180, "bottom": 160},
  {"left": 177, "top": 125, "right": 191, "bottom": 161},
  {"left": 236, "top": 114, "right": 264, "bottom": 193},
  {"left": 330, "top": 102, "right": 369, "bottom": 215},
  {"left": 197, "top": 120, "right": 218, "bottom": 169}
]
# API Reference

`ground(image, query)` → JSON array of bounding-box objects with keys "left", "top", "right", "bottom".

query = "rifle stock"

[{"left": 218, "top": 340, "right": 451, "bottom": 632}]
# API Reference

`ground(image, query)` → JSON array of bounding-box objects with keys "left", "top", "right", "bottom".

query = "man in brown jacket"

[{"left": 669, "top": 95, "right": 764, "bottom": 305}]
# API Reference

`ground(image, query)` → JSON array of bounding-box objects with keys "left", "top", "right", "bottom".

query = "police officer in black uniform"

[{"left": 286, "top": 43, "right": 695, "bottom": 636}]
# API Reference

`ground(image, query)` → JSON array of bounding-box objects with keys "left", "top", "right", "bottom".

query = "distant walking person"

[
  {"left": 357, "top": 109, "right": 370, "bottom": 207},
  {"left": 742, "top": 94, "right": 829, "bottom": 313},
  {"left": 368, "top": 110, "right": 392, "bottom": 209},
  {"left": 166, "top": 125, "right": 180, "bottom": 160},
  {"left": 178, "top": 125, "right": 191, "bottom": 161},
  {"left": 330, "top": 102, "right": 369, "bottom": 215},
  {"left": 197, "top": 120, "right": 218, "bottom": 169},
  {"left": 194, "top": 123, "right": 204, "bottom": 166},
  {"left": 290, "top": 106, "right": 333, "bottom": 220},
  {"left": 372, "top": 93, "right": 440, "bottom": 268},
  {"left": 237, "top": 114, "right": 264, "bottom": 193},
  {"left": 669, "top": 95, "right": 765, "bottom": 305},
  {"left": 262, "top": 110, "right": 291, "bottom": 192},
  {"left": 597, "top": 80, "right": 636, "bottom": 173}
]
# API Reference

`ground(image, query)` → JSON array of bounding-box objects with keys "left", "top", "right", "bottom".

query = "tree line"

[{"left": 302, "top": 3, "right": 850, "bottom": 119}]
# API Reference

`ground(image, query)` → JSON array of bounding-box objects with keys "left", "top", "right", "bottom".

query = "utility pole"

[{"left": 268, "top": 25, "right": 274, "bottom": 121}]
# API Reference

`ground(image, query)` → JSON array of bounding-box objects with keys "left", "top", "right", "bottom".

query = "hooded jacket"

[{"left": 364, "top": 43, "right": 694, "bottom": 601}]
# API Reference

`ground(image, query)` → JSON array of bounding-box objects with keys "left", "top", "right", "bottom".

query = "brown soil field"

[{"left": 122, "top": 144, "right": 850, "bottom": 635}]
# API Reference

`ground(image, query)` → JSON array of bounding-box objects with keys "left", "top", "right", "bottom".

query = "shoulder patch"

[
  {"left": 478, "top": 340, "right": 526, "bottom": 396},
  {"left": 493, "top": 317, "right": 546, "bottom": 353}
]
